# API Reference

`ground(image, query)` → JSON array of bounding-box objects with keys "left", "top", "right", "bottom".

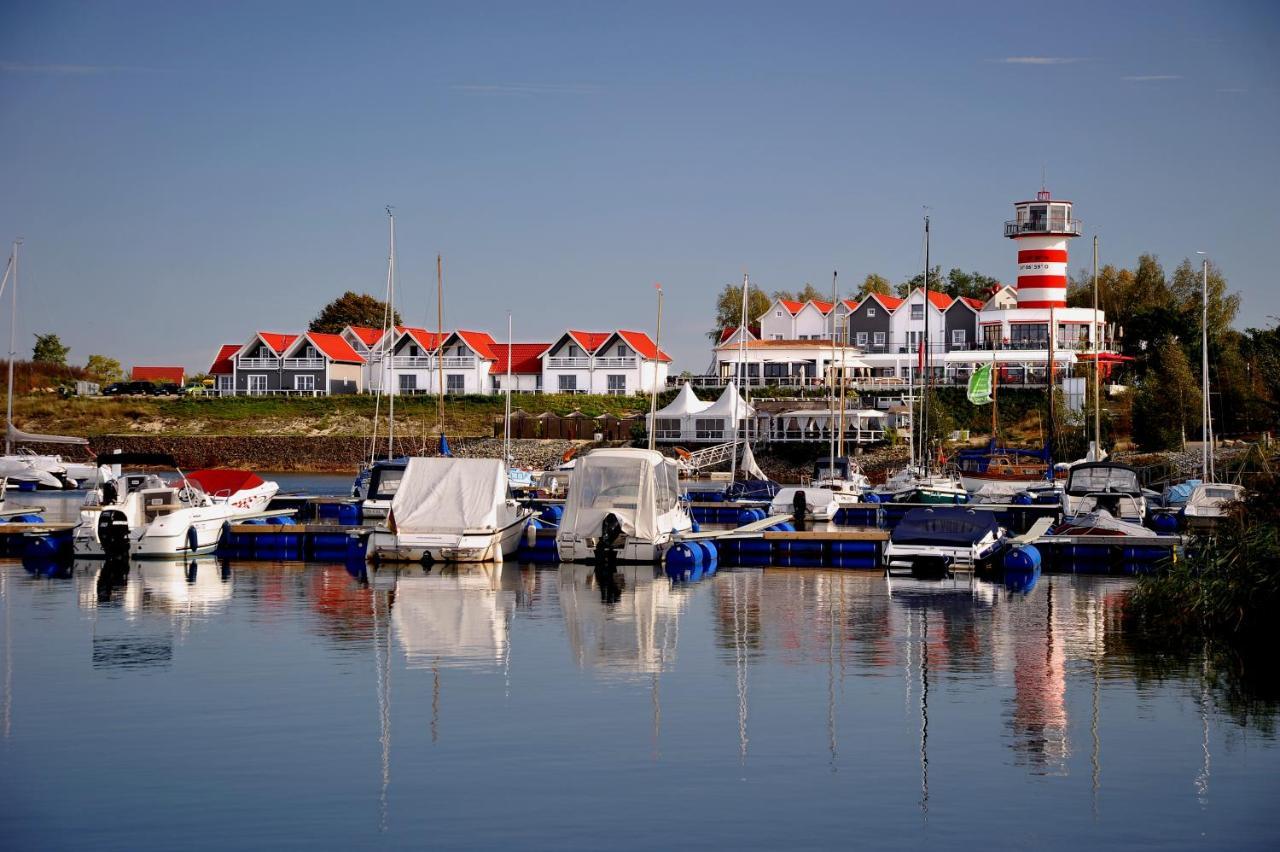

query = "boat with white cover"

[
  {"left": 769, "top": 486, "right": 839, "bottom": 522},
  {"left": 1182, "top": 481, "right": 1245, "bottom": 526},
  {"left": 1061, "top": 462, "right": 1146, "bottom": 524},
  {"left": 555, "top": 448, "right": 692, "bottom": 563},
  {"left": 367, "top": 457, "right": 533, "bottom": 564},
  {"left": 73, "top": 453, "right": 280, "bottom": 558}
]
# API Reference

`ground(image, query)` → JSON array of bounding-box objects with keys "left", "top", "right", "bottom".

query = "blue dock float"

[{"left": 216, "top": 521, "right": 371, "bottom": 562}]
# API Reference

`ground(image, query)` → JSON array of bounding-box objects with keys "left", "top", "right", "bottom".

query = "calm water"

[{"left": 2, "top": 558, "right": 1278, "bottom": 850}]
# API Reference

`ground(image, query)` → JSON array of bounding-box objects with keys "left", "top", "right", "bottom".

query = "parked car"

[
  {"left": 154, "top": 383, "right": 184, "bottom": 396},
  {"left": 102, "top": 381, "right": 159, "bottom": 396}
]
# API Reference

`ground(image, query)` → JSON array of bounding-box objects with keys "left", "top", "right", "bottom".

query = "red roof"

[
  {"left": 132, "top": 366, "right": 184, "bottom": 383},
  {"left": 345, "top": 325, "right": 385, "bottom": 347},
  {"left": 924, "top": 289, "right": 953, "bottom": 310},
  {"left": 865, "top": 293, "right": 904, "bottom": 311},
  {"left": 809, "top": 299, "right": 834, "bottom": 314},
  {"left": 566, "top": 330, "right": 612, "bottom": 354},
  {"left": 719, "top": 324, "right": 760, "bottom": 343},
  {"left": 841, "top": 298, "right": 859, "bottom": 311},
  {"left": 957, "top": 296, "right": 985, "bottom": 310},
  {"left": 493, "top": 342, "right": 550, "bottom": 375},
  {"left": 303, "top": 332, "right": 365, "bottom": 364},
  {"left": 616, "top": 330, "right": 672, "bottom": 362},
  {"left": 258, "top": 332, "right": 298, "bottom": 354},
  {"left": 401, "top": 328, "right": 447, "bottom": 351},
  {"left": 778, "top": 299, "right": 805, "bottom": 315},
  {"left": 209, "top": 344, "right": 240, "bottom": 375},
  {"left": 454, "top": 330, "right": 498, "bottom": 360}
]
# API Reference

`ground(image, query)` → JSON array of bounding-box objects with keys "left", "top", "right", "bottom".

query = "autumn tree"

[
  {"left": 854, "top": 274, "right": 892, "bottom": 300},
  {"left": 32, "top": 333, "right": 69, "bottom": 365},
  {"left": 1132, "top": 337, "right": 1202, "bottom": 450},
  {"left": 84, "top": 354, "right": 123, "bottom": 383},
  {"left": 771, "top": 282, "right": 828, "bottom": 304},
  {"left": 309, "top": 292, "right": 402, "bottom": 334},
  {"left": 709, "top": 281, "right": 771, "bottom": 341}
]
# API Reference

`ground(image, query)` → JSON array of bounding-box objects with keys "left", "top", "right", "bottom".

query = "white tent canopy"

[
  {"left": 653, "top": 382, "right": 712, "bottom": 417},
  {"left": 699, "top": 382, "right": 754, "bottom": 419},
  {"left": 390, "top": 457, "right": 509, "bottom": 534},
  {"left": 560, "top": 448, "right": 682, "bottom": 543}
]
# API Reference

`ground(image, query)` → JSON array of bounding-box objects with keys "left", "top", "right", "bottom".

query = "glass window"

[
  {"left": 911, "top": 304, "right": 924, "bottom": 320},
  {"left": 606, "top": 375, "right": 626, "bottom": 395},
  {"left": 867, "top": 307, "right": 876, "bottom": 317},
  {"left": 247, "top": 375, "right": 268, "bottom": 395},
  {"left": 446, "top": 374, "right": 465, "bottom": 394},
  {"left": 294, "top": 374, "right": 315, "bottom": 391},
  {"left": 558, "top": 374, "right": 577, "bottom": 392},
  {"left": 695, "top": 418, "right": 725, "bottom": 440},
  {"left": 982, "top": 325, "right": 1002, "bottom": 348},
  {"left": 1009, "top": 323, "right": 1049, "bottom": 348},
  {"left": 873, "top": 332, "right": 885, "bottom": 346},
  {"left": 951, "top": 329, "right": 966, "bottom": 346},
  {"left": 856, "top": 332, "right": 868, "bottom": 346},
  {"left": 398, "top": 374, "right": 417, "bottom": 392}
]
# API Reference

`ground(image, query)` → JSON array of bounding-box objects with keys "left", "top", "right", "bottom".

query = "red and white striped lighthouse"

[{"left": 1004, "top": 189, "right": 1081, "bottom": 309}]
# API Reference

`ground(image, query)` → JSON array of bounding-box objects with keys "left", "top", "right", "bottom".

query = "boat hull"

[{"left": 368, "top": 516, "right": 529, "bottom": 564}]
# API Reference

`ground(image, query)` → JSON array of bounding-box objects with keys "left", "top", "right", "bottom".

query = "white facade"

[
  {"left": 540, "top": 331, "right": 669, "bottom": 396},
  {"left": 887, "top": 288, "right": 949, "bottom": 357}
]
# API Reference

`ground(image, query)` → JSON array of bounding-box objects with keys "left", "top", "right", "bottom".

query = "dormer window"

[
  {"left": 456, "top": 345, "right": 466, "bottom": 356},
  {"left": 911, "top": 304, "right": 923, "bottom": 320},
  {"left": 867, "top": 307, "right": 876, "bottom": 318},
  {"left": 568, "top": 344, "right": 580, "bottom": 357},
  {"left": 616, "top": 344, "right": 626, "bottom": 357},
  {"left": 409, "top": 345, "right": 420, "bottom": 357}
]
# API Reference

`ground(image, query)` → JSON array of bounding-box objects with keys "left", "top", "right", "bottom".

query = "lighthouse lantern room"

[{"left": 1005, "top": 189, "right": 1081, "bottom": 309}]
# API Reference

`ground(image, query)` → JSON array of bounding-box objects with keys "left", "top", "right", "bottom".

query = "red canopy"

[{"left": 181, "top": 469, "right": 265, "bottom": 496}]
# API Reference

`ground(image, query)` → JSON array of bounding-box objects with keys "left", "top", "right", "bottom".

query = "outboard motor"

[
  {"left": 593, "top": 512, "right": 624, "bottom": 567},
  {"left": 792, "top": 490, "right": 808, "bottom": 532},
  {"left": 97, "top": 509, "right": 132, "bottom": 559}
]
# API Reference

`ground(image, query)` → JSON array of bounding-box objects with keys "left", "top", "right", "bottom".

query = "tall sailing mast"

[
  {"left": 3, "top": 241, "right": 17, "bottom": 456},
  {"left": 1093, "top": 236, "right": 1101, "bottom": 455},
  {"left": 729, "top": 273, "right": 749, "bottom": 482},
  {"left": 385, "top": 208, "right": 397, "bottom": 459},
  {"left": 921, "top": 215, "right": 931, "bottom": 474},
  {"left": 436, "top": 254, "right": 446, "bottom": 443}
]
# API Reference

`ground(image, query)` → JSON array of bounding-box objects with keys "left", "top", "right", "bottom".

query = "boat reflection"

[
  {"left": 558, "top": 563, "right": 694, "bottom": 679},
  {"left": 389, "top": 564, "right": 518, "bottom": 672}
]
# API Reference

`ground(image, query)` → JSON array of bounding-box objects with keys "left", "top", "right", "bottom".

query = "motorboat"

[
  {"left": 73, "top": 453, "right": 280, "bottom": 558},
  {"left": 1051, "top": 510, "right": 1155, "bottom": 537},
  {"left": 883, "top": 506, "right": 1008, "bottom": 575},
  {"left": 873, "top": 464, "right": 968, "bottom": 505},
  {"left": 555, "top": 448, "right": 692, "bottom": 563},
  {"left": 769, "top": 486, "right": 839, "bottom": 522},
  {"left": 955, "top": 441, "right": 1062, "bottom": 493},
  {"left": 353, "top": 457, "right": 407, "bottom": 521},
  {"left": 1061, "top": 462, "right": 1146, "bottom": 524},
  {"left": 1183, "top": 482, "right": 1245, "bottom": 526},
  {"left": 0, "top": 447, "right": 81, "bottom": 490},
  {"left": 366, "top": 457, "right": 533, "bottom": 563},
  {"left": 811, "top": 456, "right": 870, "bottom": 498}
]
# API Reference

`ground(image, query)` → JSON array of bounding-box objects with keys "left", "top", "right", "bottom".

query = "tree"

[
  {"left": 771, "top": 282, "right": 828, "bottom": 304},
  {"left": 1168, "top": 258, "right": 1240, "bottom": 345},
  {"left": 32, "top": 333, "right": 69, "bottom": 365},
  {"left": 84, "top": 354, "right": 123, "bottom": 383},
  {"left": 1132, "top": 337, "right": 1202, "bottom": 450},
  {"left": 944, "top": 268, "right": 1001, "bottom": 300},
  {"left": 709, "top": 281, "right": 771, "bottom": 341},
  {"left": 896, "top": 265, "right": 944, "bottom": 298},
  {"left": 309, "top": 291, "right": 402, "bottom": 334},
  {"left": 854, "top": 274, "right": 891, "bottom": 300}
]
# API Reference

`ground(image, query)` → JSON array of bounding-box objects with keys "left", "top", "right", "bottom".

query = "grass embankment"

[{"left": 9, "top": 392, "right": 657, "bottom": 438}]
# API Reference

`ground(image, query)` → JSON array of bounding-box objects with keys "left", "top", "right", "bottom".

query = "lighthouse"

[{"left": 1004, "top": 189, "right": 1081, "bottom": 308}]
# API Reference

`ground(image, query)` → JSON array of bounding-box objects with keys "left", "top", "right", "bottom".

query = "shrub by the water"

[{"left": 1126, "top": 479, "right": 1280, "bottom": 641}]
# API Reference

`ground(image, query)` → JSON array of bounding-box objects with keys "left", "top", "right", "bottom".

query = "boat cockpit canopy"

[{"left": 1066, "top": 463, "right": 1140, "bottom": 496}]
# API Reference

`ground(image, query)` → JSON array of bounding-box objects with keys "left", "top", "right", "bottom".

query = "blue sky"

[{"left": 1, "top": 0, "right": 1277, "bottom": 373}]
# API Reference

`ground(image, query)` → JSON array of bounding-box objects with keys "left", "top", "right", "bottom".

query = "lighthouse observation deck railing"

[{"left": 1004, "top": 218, "right": 1083, "bottom": 237}]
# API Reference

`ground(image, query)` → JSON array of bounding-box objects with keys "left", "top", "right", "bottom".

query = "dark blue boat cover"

[{"left": 890, "top": 507, "right": 1000, "bottom": 546}]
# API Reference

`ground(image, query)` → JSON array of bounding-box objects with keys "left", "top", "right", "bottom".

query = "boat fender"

[
  {"left": 1003, "top": 544, "right": 1042, "bottom": 573},
  {"left": 1151, "top": 512, "right": 1179, "bottom": 534},
  {"left": 186, "top": 527, "right": 199, "bottom": 553}
]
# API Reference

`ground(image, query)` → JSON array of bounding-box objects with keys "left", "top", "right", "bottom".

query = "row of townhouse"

[
  {"left": 710, "top": 285, "right": 1115, "bottom": 386},
  {"left": 207, "top": 325, "right": 671, "bottom": 396}
]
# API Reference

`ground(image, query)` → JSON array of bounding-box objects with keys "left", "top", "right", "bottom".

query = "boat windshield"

[
  {"left": 1067, "top": 466, "right": 1140, "bottom": 496},
  {"left": 369, "top": 465, "right": 406, "bottom": 501},
  {"left": 1199, "top": 486, "right": 1241, "bottom": 502},
  {"left": 813, "top": 458, "right": 850, "bottom": 480}
]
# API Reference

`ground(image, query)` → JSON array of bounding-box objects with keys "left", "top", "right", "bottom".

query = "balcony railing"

[
  {"left": 392, "top": 356, "right": 433, "bottom": 369},
  {"left": 594, "top": 356, "right": 637, "bottom": 368},
  {"left": 238, "top": 357, "right": 279, "bottom": 369},
  {"left": 439, "top": 356, "right": 475, "bottom": 368},
  {"left": 283, "top": 358, "right": 324, "bottom": 370},
  {"left": 1004, "top": 218, "right": 1082, "bottom": 237},
  {"left": 547, "top": 357, "right": 591, "bottom": 368}
]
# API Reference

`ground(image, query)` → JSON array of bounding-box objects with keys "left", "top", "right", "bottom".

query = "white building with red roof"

[{"left": 541, "top": 329, "right": 669, "bottom": 394}]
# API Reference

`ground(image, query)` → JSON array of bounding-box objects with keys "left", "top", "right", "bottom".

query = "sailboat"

[
  {"left": 0, "top": 241, "right": 96, "bottom": 490},
  {"left": 875, "top": 217, "right": 966, "bottom": 505}
]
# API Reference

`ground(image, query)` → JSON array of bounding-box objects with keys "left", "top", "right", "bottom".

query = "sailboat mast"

[
  {"left": 647, "top": 285, "right": 663, "bottom": 453},
  {"left": 1093, "top": 236, "right": 1101, "bottom": 454},
  {"left": 828, "top": 270, "right": 838, "bottom": 476},
  {"left": 385, "top": 208, "right": 397, "bottom": 459},
  {"left": 436, "top": 254, "right": 445, "bottom": 439},
  {"left": 730, "top": 273, "right": 749, "bottom": 482},
  {"left": 4, "top": 242, "right": 16, "bottom": 455},
  {"left": 1047, "top": 303, "right": 1056, "bottom": 474},
  {"left": 922, "top": 216, "right": 931, "bottom": 473},
  {"left": 503, "top": 311, "right": 513, "bottom": 465},
  {"left": 1198, "top": 253, "right": 1208, "bottom": 478}
]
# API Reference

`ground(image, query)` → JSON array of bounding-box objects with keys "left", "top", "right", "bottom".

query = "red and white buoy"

[{"left": 1004, "top": 189, "right": 1080, "bottom": 309}]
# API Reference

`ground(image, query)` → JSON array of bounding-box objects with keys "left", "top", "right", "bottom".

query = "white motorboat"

[
  {"left": 367, "top": 457, "right": 533, "bottom": 564},
  {"left": 769, "top": 486, "right": 840, "bottom": 522},
  {"left": 1183, "top": 482, "right": 1245, "bottom": 525},
  {"left": 0, "top": 447, "right": 80, "bottom": 490},
  {"left": 1061, "top": 462, "right": 1146, "bottom": 524},
  {"left": 873, "top": 464, "right": 969, "bottom": 505},
  {"left": 73, "top": 453, "right": 280, "bottom": 558},
  {"left": 883, "top": 506, "right": 1008, "bottom": 575},
  {"left": 811, "top": 456, "right": 870, "bottom": 499},
  {"left": 555, "top": 448, "right": 692, "bottom": 563},
  {"left": 353, "top": 457, "right": 407, "bottom": 521}
]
